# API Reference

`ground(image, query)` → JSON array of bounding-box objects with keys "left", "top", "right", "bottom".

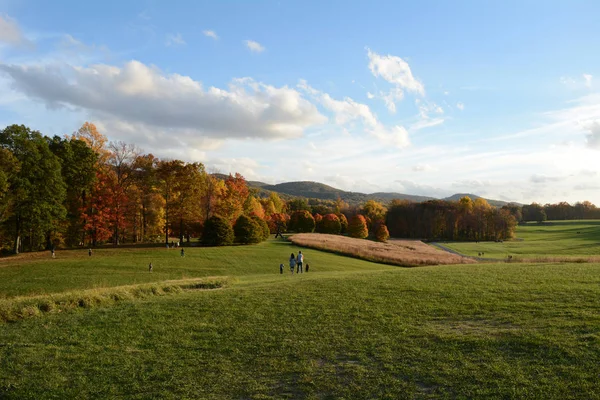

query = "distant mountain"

[
  {"left": 369, "top": 192, "right": 435, "bottom": 203},
  {"left": 442, "top": 193, "right": 518, "bottom": 207},
  {"left": 261, "top": 181, "right": 440, "bottom": 204},
  {"left": 210, "top": 175, "right": 517, "bottom": 206}
]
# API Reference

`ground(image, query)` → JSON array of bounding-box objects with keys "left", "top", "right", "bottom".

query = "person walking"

[
  {"left": 289, "top": 253, "right": 296, "bottom": 274},
  {"left": 148, "top": 262, "right": 153, "bottom": 272},
  {"left": 180, "top": 248, "right": 185, "bottom": 257},
  {"left": 51, "top": 248, "right": 55, "bottom": 259},
  {"left": 279, "top": 263, "right": 284, "bottom": 274},
  {"left": 88, "top": 248, "right": 92, "bottom": 257},
  {"left": 296, "top": 251, "right": 304, "bottom": 273}
]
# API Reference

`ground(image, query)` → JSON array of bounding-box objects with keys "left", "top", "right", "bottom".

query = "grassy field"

[
  {"left": 441, "top": 220, "right": 600, "bottom": 260},
  {"left": 1, "top": 232, "right": 600, "bottom": 398}
]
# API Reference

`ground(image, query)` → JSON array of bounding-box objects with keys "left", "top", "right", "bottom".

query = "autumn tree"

[
  {"left": 173, "top": 163, "right": 207, "bottom": 244},
  {"left": 106, "top": 141, "right": 139, "bottom": 245},
  {"left": 348, "top": 214, "right": 368, "bottom": 239},
  {"left": 336, "top": 212, "right": 348, "bottom": 234},
  {"left": 319, "top": 213, "right": 342, "bottom": 235},
  {"left": 156, "top": 160, "right": 183, "bottom": 244},
  {"left": 215, "top": 173, "right": 249, "bottom": 224},
  {"left": 130, "top": 154, "right": 162, "bottom": 242},
  {"left": 362, "top": 200, "right": 387, "bottom": 231},
  {"left": 375, "top": 223, "right": 390, "bottom": 242},
  {"left": 290, "top": 210, "right": 315, "bottom": 233},
  {"left": 244, "top": 195, "right": 265, "bottom": 219}
]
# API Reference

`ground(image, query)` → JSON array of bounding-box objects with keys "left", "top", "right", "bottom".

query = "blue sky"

[{"left": 1, "top": 0, "right": 600, "bottom": 204}]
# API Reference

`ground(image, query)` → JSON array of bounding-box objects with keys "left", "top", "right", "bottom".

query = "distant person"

[
  {"left": 305, "top": 263, "right": 309, "bottom": 273},
  {"left": 180, "top": 248, "right": 185, "bottom": 257},
  {"left": 296, "top": 251, "right": 304, "bottom": 273},
  {"left": 279, "top": 263, "right": 284, "bottom": 274},
  {"left": 149, "top": 262, "right": 153, "bottom": 272},
  {"left": 88, "top": 248, "right": 92, "bottom": 257},
  {"left": 275, "top": 222, "right": 282, "bottom": 239},
  {"left": 51, "top": 249, "right": 55, "bottom": 259},
  {"left": 176, "top": 241, "right": 180, "bottom": 248},
  {"left": 289, "top": 253, "right": 296, "bottom": 274}
]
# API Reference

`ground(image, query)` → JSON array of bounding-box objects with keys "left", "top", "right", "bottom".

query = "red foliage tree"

[{"left": 348, "top": 214, "right": 368, "bottom": 239}]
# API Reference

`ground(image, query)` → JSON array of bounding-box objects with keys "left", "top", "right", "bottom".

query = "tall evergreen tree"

[{"left": 0, "top": 125, "right": 66, "bottom": 253}]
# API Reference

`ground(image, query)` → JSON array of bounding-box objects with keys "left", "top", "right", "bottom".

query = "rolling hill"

[{"left": 211, "top": 175, "right": 517, "bottom": 206}]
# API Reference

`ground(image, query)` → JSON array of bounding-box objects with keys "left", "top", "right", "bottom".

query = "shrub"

[
  {"left": 251, "top": 215, "right": 270, "bottom": 241},
  {"left": 320, "top": 213, "right": 342, "bottom": 235},
  {"left": 202, "top": 215, "right": 234, "bottom": 246},
  {"left": 234, "top": 215, "right": 263, "bottom": 244},
  {"left": 337, "top": 213, "right": 349, "bottom": 234},
  {"left": 348, "top": 214, "right": 368, "bottom": 239},
  {"left": 290, "top": 210, "right": 315, "bottom": 233},
  {"left": 375, "top": 224, "right": 390, "bottom": 242}
]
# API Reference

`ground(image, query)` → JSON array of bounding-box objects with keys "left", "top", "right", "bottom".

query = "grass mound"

[
  {"left": 0, "top": 277, "right": 230, "bottom": 323},
  {"left": 289, "top": 233, "right": 474, "bottom": 266}
]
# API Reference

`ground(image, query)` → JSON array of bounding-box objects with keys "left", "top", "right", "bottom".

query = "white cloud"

[
  {"left": 298, "top": 80, "right": 377, "bottom": 126},
  {"left": 166, "top": 33, "right": 185, "bottom": 46},
  {"left": 366, "top": 47, "right": 424, "bottom": 95},
  {"left": 0, "top": 60, "right": 326, "bottom": 143},
  {"left": 412, "top": 163, "right": 435, "bottom": 172},
  {"left": 456, "top": 102, "right": 465, "bottom": 111},
  {"left": 203, "top": 30, "right": 218, "bottom": 40},
  {"left": 530, "top": 174, "right": 564, "bottom": 183},
  {"left": 583, "top": 74, "right": 593, "bottom": 88},
  {"left": 380, "top": 87, "right": 404, "bottom": 113},
  {"left": 585, "top": 121, "right": 600, "bottom": 149},
  {"left": 366, "top": 92, "right": 375, "bottom": 99},
  {"left": 371, "top": 124, "right": 410, "bottom": 148},
  {"left": 409, "top": 118, "right": 444, "bottom": 131},
  {"left": 0, "top": 14, "right": 33, "bottom": 48},
  {"left": 298, "top": 80, "right": 410, "bottom": 148},
  {"left": 245, "top": 40, "right": 265, "bottom": 53},
  {"left": 560, "top": 76, "right": 576, "bottom": 85},
  {"left": 452, "top": 179, "right": 492, "bottom": 189}
]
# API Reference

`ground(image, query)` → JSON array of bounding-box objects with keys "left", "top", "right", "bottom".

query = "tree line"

[
  {"left": 1, "top": 123, "right": 597, "bottom": 253},
  {"left": 0, "top": 123, "right": 290, "bottom": 253}
]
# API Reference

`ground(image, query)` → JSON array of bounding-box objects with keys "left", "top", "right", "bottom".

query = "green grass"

[
  {"left": 0, "top": 240, "right": 389, "bottom": 299},
  {"left": 1, "top": 235, "right": 600, "bottom": 398},
  {"left": 441, "top": 220, "right": 600, "bottom": 259}
]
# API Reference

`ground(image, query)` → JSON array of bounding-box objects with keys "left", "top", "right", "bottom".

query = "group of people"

[{"left": 280, "top": 251, "right": 309, "bottom": 274}]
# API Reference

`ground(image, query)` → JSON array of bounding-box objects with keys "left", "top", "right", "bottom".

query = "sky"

[{"left": 0, "top": 0, "right": 600, "bottom": 205}]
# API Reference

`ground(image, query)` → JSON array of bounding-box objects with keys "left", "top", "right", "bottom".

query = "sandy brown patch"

[{"left": 288, "top": 234, "right": 474, "bottom": 267}]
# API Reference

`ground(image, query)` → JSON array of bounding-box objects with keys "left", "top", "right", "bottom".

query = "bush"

[
  {"left": 319, "top": 213, "right": 342, "bottom": 235},
  {"left": 337, "top": 213, "right": 348, "bottom": 234},
  {"left": 251, "top": 215, "right": 270, "bottom": 241},
  {"left": 202, "top": 215, "right": 234, "bottom": 246},
  {"left": 375, "top": 224, "right": 390, "bottom": 242},
  {"left": 348, "top": 214, "right": 368, "bottom": 239},
  {"left": 290, "top": 210, "right": 315, "bottom": 233},
  {"left": 234, "top": 215, "right": 263, "bottom": 244}
]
